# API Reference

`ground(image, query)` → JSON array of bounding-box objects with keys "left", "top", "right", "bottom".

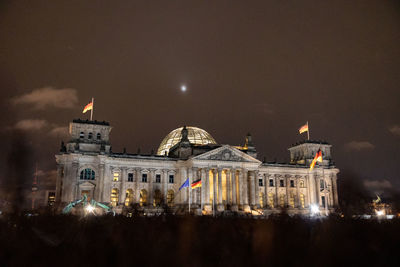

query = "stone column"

[
  {"left": 296, "top": 176, "right": 300, "bottom": 209},
  {"left": 254, "top": 171, "right": 260, "bottom": 208},
  {"left": 201, "top": 169, "right": 206, "bottom": 209},
  {"left": 249, "top": 171, "right": 256, "bottom": 208},
  {"left": 212, "top": 169, "right": 217, "bottom": 210},
  {"left": 205, "top": 168, "right": 210, "bottom": 208},
  {"left": 97, "top": 164, "right": 105, "bottom": 202},
  {"left": 163, "top": 169, "right": 168, "bottom": 205},
  {"left": 274, "top": 175, "right": 279, "bottom": 209},
  {"left": 149, "top": 169, "right": 155, "bottom": 207},
  {"left": 226, "top": 169, "right": 231, "bottom": 205},
  {"left": 238, "top": 169, "right": 243, "bottom": 209},
  {"left": 242, "top": 169, "right": 250, "bottom": 212},
  {"left": 135, "top": 168, "right": 141, "bottom": 203},
  {"left": 191, "top": 168, "right": 197, "bottom": 205},
  {"left": 231, "top": 169, "right": 238, "bottom": 211},
  {"left": 71, "top": 162, "right": 79, "bottom": 201},
  {"left": 181, "top": 168, "right": 187, "bottom": 204},
  {"left": 315, "top": 174, "right": 320, "bottom": 207},
  {"left": 285, "top": 175, "right": 290, "bottom": 208},
  {"left": 120, "top": 167, "right": 127, "bottom": 205},
  {"left": 264, "top": 174, "right": 269, "bottom": 209},
  {"left": 217, "top": 168, "right": 223, "bottom": 211},
  {"left": 332, "top": 174, "right": 339, "bottom": 207}
]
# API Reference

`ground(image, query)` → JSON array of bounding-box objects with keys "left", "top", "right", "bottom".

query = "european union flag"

[{"left": 179, "top": 178, "right": 189, "bottom": 191}]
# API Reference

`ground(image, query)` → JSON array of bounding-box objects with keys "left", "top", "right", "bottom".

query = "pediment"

[{"left": 192, "top": 145, "right": 261, "bottom": 163}]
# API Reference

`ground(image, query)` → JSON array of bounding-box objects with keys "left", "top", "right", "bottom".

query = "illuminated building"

[{"left": 55, "top": 119, "right": 340, "bottom": 215}]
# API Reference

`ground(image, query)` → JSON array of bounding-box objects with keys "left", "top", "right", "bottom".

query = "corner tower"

[{"left": 288, "top": 140, "right": 333, "bottom": 166}]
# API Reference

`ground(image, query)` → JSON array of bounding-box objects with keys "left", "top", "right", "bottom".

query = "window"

[
  {"left": 320, "top": 179, "right": 325, "bottom": 190},
  {"left": 169, "top": 175, "right": 174, "bottom": 184},
  {"left": 113, "top": 173, "right": 119, "bottom": 182},
  {"left": 80, "top": 169, "right": 95, "bottom": 180},
  {"left": 289, "top": 194, "right": 295, "bottom": 208},
  {"left": 259, "top": 192, "right": 264, "bottom": 207},
  {"left": 299, "top": 180, "right": 305, "bottom": 188},
  {"left": 300, "top": 194, "right": 305, "bottom": 208},
  {"left": 96, "top": 133, "right": 101, "bottom": 140},
  {"left": 290, "top": 180, "right": 295, "bottom": 187},
  {"left": 88, "top": 132, "right": 93, "bottom": 139},
  {"left": 125, "top": 189, "right": 134, "bottom": 207},
  {"left": 259, "top": 178, "right": 263, "bottom": 187},
  {"left": 140, "top": 189, "right": 147, "bottom": 206},
  {"left": 111, "top": 188, "right": 119, "bottom": 207},
  {"left": 155, "top": 174, "right": 161, "bottom": 183},
  {"left": 167, "top": 190, "right": 174, "bottom": 207},
  {"left": 153, "top": 190, "right": 162, "bottom": 207},
  {"left": 128, "top": 173, "right": 133, "bottom": 182},
  {"left": 280, "top": 194, "right": 285, "bottom": 207},
  {"left": 80, "top": 132, "right": 84, "bottom": 139},
  {"left": 268, "top": 193, "right": 275, "bottom": 208},
  {"left": 321, "top": 196, "right": 326, "bottom": 208},
  {"left": 142, "top": 173, "right": 147, "bottom": 183},
  {"left": 48, "top": 192, "right": 55, "bottom": 206},
  {"left": 280, "top": 179, "right": 284, "bottom": 187},
  {"left": 269, "top": 179, "right": 274, "bottom": 187}
]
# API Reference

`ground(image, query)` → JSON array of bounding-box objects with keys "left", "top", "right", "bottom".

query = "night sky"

[{"left": 0, "top": 1, "right": 399, "bottom": 197}]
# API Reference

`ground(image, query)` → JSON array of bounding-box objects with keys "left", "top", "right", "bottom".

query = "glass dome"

[{"left": 157, "top": 126, "right": 217, "bottom": 155}]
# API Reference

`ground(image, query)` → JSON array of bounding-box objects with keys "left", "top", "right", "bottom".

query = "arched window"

[
  {"left": 88, "top": 132, "right": 93, "bottom": 139},
  {"left": 300, "top": 194, "right": 305, "bottom": 208},
  {"left": 140, "top": 189, "right": 147, "bottom": 207},
  {"left": 167, "top": 190, "right": 174, "bottom": 207},
  {"left": 153, "top": 189, "right": 162, "bottom": 207},
  {"left": 96, "top": 133, "right": 101, "bottom": 140},
  {"left": 111, "top": 188, "right": 119, "bottom": 207},
  {"left": 125, "top": 189, "right": 134, "bottom": 207},
  {"left": 80, "top": 132, "right": 85, "bottom": 139},
  {"left": 268, "top": 193, "right": 275, "bottom": 208},
  {"left": 259, "top": 192, "right": 265, "bottom": 208},
  {"left": 80, "top": 169, "right": 95, "bottom": 180},
  {"left": 289, "top": 194, "right": 295, "bottom": 208},
  {"left": 279, "top": 194, "right": 285, "bottom": 207}
]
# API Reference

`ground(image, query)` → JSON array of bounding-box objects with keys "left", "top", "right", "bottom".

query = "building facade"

[{"left": 55, "top": 119, "right": 339, "bottom": 215}]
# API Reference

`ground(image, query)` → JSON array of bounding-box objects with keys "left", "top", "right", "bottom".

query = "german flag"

[
  {"left": 191, "top": 179, "right": 202, "bottom": 189},
  {"left": 83, "top": 101, "right": 93, "bottom": 113},
  {"left": 299, "top": 122, "right": 309, "bottom": 134},
  {"left": 310, "top": 149, "right": 323, "bottom": 171}
]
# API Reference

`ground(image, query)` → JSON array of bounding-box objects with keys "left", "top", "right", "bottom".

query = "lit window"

[
  {"left": 299, "top": 180, "right": 305, "bottom": 188},
  {"left": 280, "top": 180, "right": 284, "bottom": 187},
  {"left": 125, "top": 189, "right": 134, "bottom": 207},
  {"left": 128, "top": 173, "right": 133, "bottom": 182},
  {"left": 153, "top": 190, "right": 162, "bottom": 207},
  {"left": 290, "top": 180, "right": 295, "bottom": 187},
  {"left": 169, "top": 175, "right": 174, "bottom": 184},
  {"left": 259, "top": 178, "right": 263, "bottom": 187},
  {"left": 88, "top": 132, "right": 93, "bottom": 139},
  {"left": 113, "top": 173, "right": 119, "bottom": 182},
  {"left": 269, "top": 179, "right": 274, "bottom": 187},
  {"left": 268, "top": 193, "right": 274, "bottom": 208},
  {"left": 259, "top": 192, "right": 264, "bottom": 207},
  {"left": 167, "top": 190, "right": 174, "bottom": 207},
  {"left": 280, "top": 194, "right": 285, "bottom": 207},
  {"left": 48, "top": 192, "right": 55, "bottom": 206},
  {"left": 300, "top": 194, "right": 305, "bottom": 208},
  {"left": 156, "top": 174, "right": 161, "bottom": 183},
  {"left": 80, "top": 169, "right": 95, "bottom": 180},
  {"left": 80, "top": 132, "right": 84, "bottom": 139},
  {"left": 111, "top": 188, "right": 119, "bottom": 207},
  {"left": 140, "top": 189, "right": 147, "bottom": 206},
  {"left": 142, "top": 173, "right": 147, "bottom": 183},
  {"left": 289, "top": 194, "right": 295, "bottom": 208},
  {"left": 96, "top": 133, "right": 101, "bottom": 140}
]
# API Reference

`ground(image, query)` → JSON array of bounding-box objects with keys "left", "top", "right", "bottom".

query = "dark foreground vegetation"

[{"left": 0, "top": 214, "right": 399, "bottom": 267}]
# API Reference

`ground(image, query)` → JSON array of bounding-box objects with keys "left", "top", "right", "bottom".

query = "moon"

[{"left": 181, "top": 85, "right": 187, "bottom": 92}]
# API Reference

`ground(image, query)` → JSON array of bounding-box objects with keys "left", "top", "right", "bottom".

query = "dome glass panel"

[{"left": 157, "top": 126, "right": 217, "bottom": 155}]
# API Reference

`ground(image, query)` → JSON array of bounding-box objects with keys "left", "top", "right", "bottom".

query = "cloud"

[
  {"left": 13, "top": 119, "right": 48, "bottom": 131},
  {"left": 389, "top": 125, "right": 400, "bottom": 136},
  {"left": 344, "top": 141, "right": 375, "bottom": 151},
  {"left": 11, "top": 87, "right": 78, "bottom": 109},
  {"left": 48, "top": 126, "right": 69, "bottom": 138}
]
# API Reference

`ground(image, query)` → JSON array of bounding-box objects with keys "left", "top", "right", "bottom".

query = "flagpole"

[
  {"left": 307, "top": 121, "right": 310, "bottom": 140},
  {"left": 90, "top": 97, "right": 94, "bottom": 121}
]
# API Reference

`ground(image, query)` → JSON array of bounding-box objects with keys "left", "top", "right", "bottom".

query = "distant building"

[{"left": 55, "top": 119, "right": 340, "bottom": 215}]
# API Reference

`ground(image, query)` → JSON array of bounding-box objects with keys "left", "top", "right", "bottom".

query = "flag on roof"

[
  {"left": 299, "top": 122, "right": 309, "bottom": 134},
  {"left": 179, "top": 178, "right": 189, "bottom": 191},
  {"left": 310, "top": 149, "right": 323, "bottom": 171},
  {"left": 191, "top": 179, "right": 202, "bottom": 189},
  {"left": 82, "top": 101, "right": 93, "bottom": 113}
]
